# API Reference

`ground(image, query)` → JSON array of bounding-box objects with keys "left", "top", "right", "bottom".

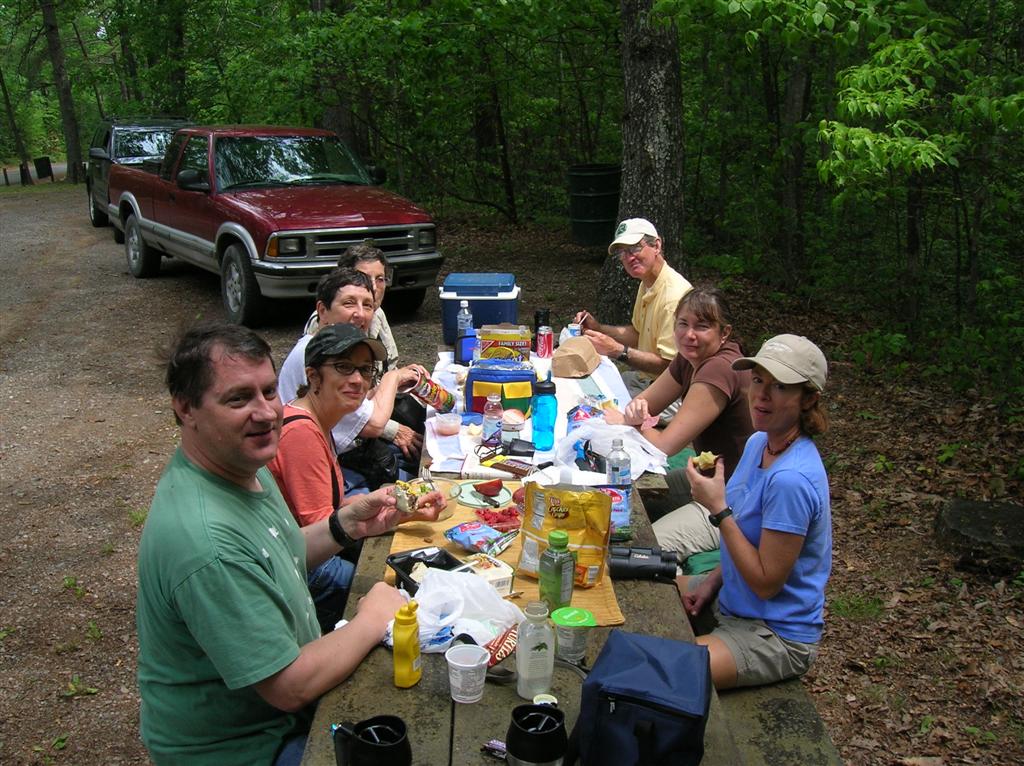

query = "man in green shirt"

[{"left": 137, "top": 322, "right": 441, "bottom": 765}]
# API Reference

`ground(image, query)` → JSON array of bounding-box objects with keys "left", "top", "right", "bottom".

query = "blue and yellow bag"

[{"left": 464, "top": 359, "right": 535, "bottom": 416}]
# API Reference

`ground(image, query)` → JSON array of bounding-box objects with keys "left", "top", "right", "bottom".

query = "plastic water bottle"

[
  {"left": 457, "top": 300, "right": 474, "bottom": 336},
  {"left": 531, "top": 374, "right": 557, "bottom": 451},
  {"left": 482, "top": 393, "right": 503, "bottom": 446},
  {"left": 516, "top": 601, "right": 555, "bottom": 700},
  {"left": 606, "top": 438, "right": 631, "bottom": 485},
  {"left": 538, "top": 530, "right": 574, "bottom": 614}
]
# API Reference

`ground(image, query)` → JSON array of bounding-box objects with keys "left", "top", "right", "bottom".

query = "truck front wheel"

[
  {"left": 88, "top": 186, "right": 108, "bottom": 227},
  {"left": 125, "top": 214, "right": 160, "bottom": 278},
  {"left": 221, "top": 244, "right": 266, "bottom": 326}
]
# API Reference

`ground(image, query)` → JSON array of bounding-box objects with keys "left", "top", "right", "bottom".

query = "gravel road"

[{"left": 0, "top": 182, "right": 597, "bottom": 764}]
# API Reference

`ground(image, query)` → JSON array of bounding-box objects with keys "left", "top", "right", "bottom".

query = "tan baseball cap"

[
  {"left": 607, "top": 218, "right": 659, "bottom": 255},
  {"left": 552, "top": 336, "right": 601, "bottom": 378},
  {"left": 732, "top": 334, "right": 827, "bottom": 391}
]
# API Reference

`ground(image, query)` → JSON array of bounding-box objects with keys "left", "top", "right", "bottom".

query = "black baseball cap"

[{"left": 305, "top": 324, "right": 386, "bottom": 368}]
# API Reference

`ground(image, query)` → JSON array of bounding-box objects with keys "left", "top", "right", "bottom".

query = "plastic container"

[
  {"left": 482, "top": 393, "right": 503, "bottom": 446},
  {"left": 551, "top": 607, "right": 595, "bottom": 664},
  {"left": 393, "top": 600, "right": 422, "bottom": 688},
  {"left": 439, "top": 273, "right": 520, "bottom": 344},
  {"left": 385, "top": 547, "right": 463, "bottom": 595},
  {"left": 538, "top": 530, "right": 574, "bottom": 614},
  {"left": 434, "top": 412, "right": 462, "bottom": 436},
  {"left": 531, "top": 374, "right": 557, "bottom": 451},
  {"left": 516, "top": 601, "right": 555, "bottom": 700}
]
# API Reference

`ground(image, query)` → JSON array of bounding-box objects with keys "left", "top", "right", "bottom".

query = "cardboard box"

[
  {"left": 453, "top": 553, "right": 515, "bottom": 596},
  {"left": 477, "top": 323, "right": 532, "bottom": 361}
]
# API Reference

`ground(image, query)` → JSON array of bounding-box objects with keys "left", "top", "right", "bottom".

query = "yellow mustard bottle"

[{"left": 393, "top": 599, "right": 422, "bottom": 688}]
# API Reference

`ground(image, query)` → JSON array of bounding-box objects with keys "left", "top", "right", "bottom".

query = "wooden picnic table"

[{"left": 299, "top": 484, "right": 739, "bottom": 765}]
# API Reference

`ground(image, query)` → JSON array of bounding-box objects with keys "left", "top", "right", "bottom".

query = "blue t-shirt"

[{"left": 719, "top": 432, "right": 832, "bottom": 643}]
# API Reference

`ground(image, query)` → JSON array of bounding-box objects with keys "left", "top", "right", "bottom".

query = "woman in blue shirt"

[{"left": 683, "top": 334, "right": 831, "bottom": 689}]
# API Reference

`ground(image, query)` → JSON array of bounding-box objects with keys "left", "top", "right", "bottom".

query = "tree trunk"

[
  {"left": 778, "top": 58, "right": 810, "bottom": 280},
  {"left": 0, "top": 65, "right": 35, "bottom": 185},
  {"left": 113, "top": 0, "right": 140, "bottom": 101},
  {"left": 601, "top": 0, "right": 686, "bottom": 323},
  {"left": 38, "top": 0, "right": 83, "bottom": 183},
  {"left": 903, "top": 173, "right": 924, "bottom": 330},
  {"left": 71, "top": 21, "right": 105, "bottom": 118}
]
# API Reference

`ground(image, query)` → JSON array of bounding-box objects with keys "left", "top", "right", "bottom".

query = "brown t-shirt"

[{"left": 667, "top": 340, "right": 753, "bottom": 479}]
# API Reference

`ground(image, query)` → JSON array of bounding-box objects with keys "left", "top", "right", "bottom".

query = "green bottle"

[{"left": 538, "top": 530, "right": 574, "bottom": 613}]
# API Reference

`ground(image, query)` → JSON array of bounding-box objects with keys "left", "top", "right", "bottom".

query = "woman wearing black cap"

[
  {"left": 681, "top": 334, "right": 831, "bottom": 689},
  {"left": 268, "top": 324, "right": 442, "bottom": 632}
]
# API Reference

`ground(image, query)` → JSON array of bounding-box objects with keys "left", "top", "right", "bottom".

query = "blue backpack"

[{"left": 568, "top": 629, "right": 711, "bottom": 766}]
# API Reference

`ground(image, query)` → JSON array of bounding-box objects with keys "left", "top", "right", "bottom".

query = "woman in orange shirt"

[{"left": 268, "top": 323, "right": 439, "bottom": 632}]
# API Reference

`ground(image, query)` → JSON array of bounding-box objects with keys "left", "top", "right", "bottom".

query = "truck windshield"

[
  {"left": 214, "top": 135, "right": 371, "bottom": 191},
  {"left": 115, "top": 129, "right": 176, "bottom": 163}
]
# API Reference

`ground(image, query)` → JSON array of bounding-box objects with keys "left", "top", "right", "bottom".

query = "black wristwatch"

[
  {"left": 708, "top": 506, "right": 733, "bottom": 528},
  {"left": 328, "top": 508, "right": 358, "bottom": 549},
  {"left": 617, "top": 345, "right": 630, "bottom": 362}
]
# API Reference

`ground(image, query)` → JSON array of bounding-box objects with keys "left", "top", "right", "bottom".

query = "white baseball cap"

[{"left": 608, "top": 218, "right": 659, "bottom": 255}]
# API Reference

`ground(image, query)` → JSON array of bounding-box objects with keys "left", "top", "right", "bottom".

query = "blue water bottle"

[{"left": 531, "top": 374, "right": 557, "bottom": 451}]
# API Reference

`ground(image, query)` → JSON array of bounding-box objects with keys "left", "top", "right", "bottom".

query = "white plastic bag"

[
  {"left": 554, "top": 421, "right": 666, "bottom": 482},
  {"left": 385, "top": 568, "right": 525, "bottom": 653}
]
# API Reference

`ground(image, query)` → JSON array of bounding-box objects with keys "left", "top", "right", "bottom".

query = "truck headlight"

[
  {"left": 418, "top": 229, "right": 436, "bottom": 248},
  {"left": 267, "top": 237, "right": 304, "bottom": 257}
]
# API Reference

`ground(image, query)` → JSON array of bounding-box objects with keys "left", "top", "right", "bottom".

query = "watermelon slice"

[{"left": 473, "top": 479, "right": 504, "bottom": 497}]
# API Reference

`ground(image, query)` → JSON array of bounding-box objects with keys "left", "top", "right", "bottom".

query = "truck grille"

[{"left": 307, "top": 225, "right": 433, "bottom": 259}]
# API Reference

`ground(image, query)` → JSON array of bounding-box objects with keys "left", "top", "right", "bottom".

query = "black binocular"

[{"left": 607, "top": 546, "right": 681, "bottom": 582}]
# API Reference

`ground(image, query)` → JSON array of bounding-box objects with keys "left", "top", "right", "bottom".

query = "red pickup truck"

[{"left": 106, "top": 125, "right": 442, "bottom": 324}]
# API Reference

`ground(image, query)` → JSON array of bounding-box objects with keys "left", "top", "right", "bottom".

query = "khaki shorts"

[
  {"left": 652, "top": 501, "right": 720, "bottom": 560},
  {"left": 687, "top": 576, "right": 818, "bottom": 687},
  {"left": 712, "top": 616, "right": 818, "bottom": 687}
]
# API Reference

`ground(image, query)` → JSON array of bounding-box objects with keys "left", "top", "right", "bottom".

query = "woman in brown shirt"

[{"left": 606, "top": 288, "right": 753, "bottom": 557}]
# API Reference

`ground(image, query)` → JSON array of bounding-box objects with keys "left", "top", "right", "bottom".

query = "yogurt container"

[{"left": 551, "top": 607, "right": 596, "bottom": 663}]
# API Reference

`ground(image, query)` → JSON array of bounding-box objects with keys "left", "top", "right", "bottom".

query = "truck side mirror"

[
  {"left": 366, "top": 164, "right": 387, "bottom": 185},
  {"left": 89, "top": 147, "right": 109, "bottom": 161},
  {"left": 177, "top": 168, "right": 210, "bottom": 192}
]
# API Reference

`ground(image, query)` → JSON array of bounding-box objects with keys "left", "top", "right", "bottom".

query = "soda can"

[
  {"left": 536, "top": 326, "right": 554, "bottom": 358},
  {"left": 403, "top": 370, "right": 456, "bottom": 413},
  {"left": 533, "top": 309, "right": 551, "bottom": 351},
  {"left": 566, "top": 323, "right": 582, "bottom": 338}
]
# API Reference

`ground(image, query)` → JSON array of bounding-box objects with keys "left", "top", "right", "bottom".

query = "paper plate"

[{"left": 458, "top": 483, "right": 513, "bottom": 508}]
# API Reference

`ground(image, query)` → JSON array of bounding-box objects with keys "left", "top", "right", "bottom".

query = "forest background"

[
  {"left": 3, "top": 0, "right": 1023, "bottom": 403},
  {"left": 2, "top": 0, "right": 1023, "bottom": 762}
]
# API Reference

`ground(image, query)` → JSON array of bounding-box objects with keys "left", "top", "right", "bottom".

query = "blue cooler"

[{"left": 439, "top": 273, "right": 520, "bottom": 345}]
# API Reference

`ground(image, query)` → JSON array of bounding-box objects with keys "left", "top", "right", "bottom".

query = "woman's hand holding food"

[{"left": 685, "top": 455, "right": 727, "bottom": 515}]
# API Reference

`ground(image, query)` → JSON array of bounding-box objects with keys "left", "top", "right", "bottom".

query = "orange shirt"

[{"left": 267, "top": 404, "right": 343, "bottom": 527}]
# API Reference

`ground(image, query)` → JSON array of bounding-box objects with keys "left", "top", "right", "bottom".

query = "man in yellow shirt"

[{"left": 575, "top": 218, "right": 692, "bottom": 412}]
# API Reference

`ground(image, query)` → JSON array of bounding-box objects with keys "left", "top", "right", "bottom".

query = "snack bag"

[{"left": 517, "top": 483, "right": 612, "bottom": 588}]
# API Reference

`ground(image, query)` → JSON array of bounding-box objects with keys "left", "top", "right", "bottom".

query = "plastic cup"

[{"left": 445, "top": 644, "right": 489, "bottom": 703}]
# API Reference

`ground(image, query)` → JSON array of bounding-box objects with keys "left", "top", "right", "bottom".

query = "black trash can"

[
  {"left": 568, "top": 163, "right": 621, "bottom": 247},
  {"left": 33, "top": 156, "right": 53, "bottom": 180}
]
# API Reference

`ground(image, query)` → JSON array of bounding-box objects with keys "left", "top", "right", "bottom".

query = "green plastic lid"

[
  {"left": 547, "top": 530, "right": 569, "bottom": 549},
  {"left": 551, "top": 607, "right": 596, "bottom": 628}
]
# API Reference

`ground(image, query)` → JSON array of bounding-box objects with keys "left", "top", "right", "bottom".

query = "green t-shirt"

[{"left": 137, "top": 448, "right": 322, "bottom": 765}]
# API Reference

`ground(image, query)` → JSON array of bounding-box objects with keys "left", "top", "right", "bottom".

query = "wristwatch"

[
  {"left": 328, "top": 508, "right": 358, "bottom": 549},
  {"left": 617, "top": 345, "right": 630, "bottom": 363},
  {"left": 708, "top": 506, "right": 733, "bottom": 527}
]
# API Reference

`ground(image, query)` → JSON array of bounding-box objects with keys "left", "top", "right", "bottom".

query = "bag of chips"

[{"left": 517, "top": 483, "right": 612, "bottom": 588}]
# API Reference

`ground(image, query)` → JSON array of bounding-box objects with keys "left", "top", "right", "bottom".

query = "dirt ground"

[{"left": 1, "top": 183, "right": 1021, "bottom": 764}]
